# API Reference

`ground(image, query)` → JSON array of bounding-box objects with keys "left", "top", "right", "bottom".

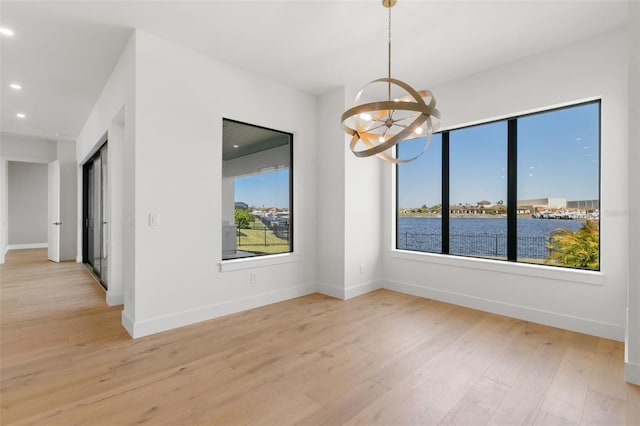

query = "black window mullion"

[
  {"left": 289, "top": 137, "right": 294, "bottom": 253},
  {"left": 442, "top": 131, "right": 450, "bottom": 254},
  {"left": 507, "top": 119, "right": 517, "bottom": 261}
]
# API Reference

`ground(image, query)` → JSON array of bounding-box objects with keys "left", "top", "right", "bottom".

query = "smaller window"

[{"left": 221, "top": 119, "right": 293, "bottom": 260}]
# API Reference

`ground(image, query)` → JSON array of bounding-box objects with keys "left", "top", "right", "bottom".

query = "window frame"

[
  {"left": 220, "top": 118, "right": 294, "bottom": 264},
  {"left": 395, "top": 99, "right": 601, "bottom": 272}
]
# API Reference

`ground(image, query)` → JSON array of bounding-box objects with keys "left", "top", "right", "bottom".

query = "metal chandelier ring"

[{"left": 341, "top": 77, "right": 441, "bottom": 163}]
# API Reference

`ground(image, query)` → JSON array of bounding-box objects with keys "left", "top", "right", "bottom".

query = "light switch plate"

[{"left": 149, "top": 213, "right": 160, "bottom": 226}]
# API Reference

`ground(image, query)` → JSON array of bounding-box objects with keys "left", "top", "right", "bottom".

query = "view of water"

[{"left": 397, "top": 217, "right": 585, "bottom": 259}]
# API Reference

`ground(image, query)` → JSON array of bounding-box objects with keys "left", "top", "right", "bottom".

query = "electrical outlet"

[{"left": 250, "top": 272, "right": 257, "bottom": 284}]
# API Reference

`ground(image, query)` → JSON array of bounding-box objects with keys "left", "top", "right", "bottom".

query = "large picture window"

[
  {"left": 396, "top": 101, "right": 600, "bottom": 271},
  {"left": 221, "top": 119, "right": 293, "bottom": 260}
]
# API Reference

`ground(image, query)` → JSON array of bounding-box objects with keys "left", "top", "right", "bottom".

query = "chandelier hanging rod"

[{"left": 340, "top": 0, "right": 441, "bottom": 164}]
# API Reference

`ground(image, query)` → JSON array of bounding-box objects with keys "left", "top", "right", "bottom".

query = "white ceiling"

[{"left": 0, "top": 0, "right": 629, "bottom": 142}]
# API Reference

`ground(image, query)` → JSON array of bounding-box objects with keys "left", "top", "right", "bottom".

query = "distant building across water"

[
  {"left": 516, "top": 198, "right": 599, "bottom": 212},
  {"left": 567, "top": 199, "right": 599, "bottom": 210},
  {"left": 517, "top": 198, "right": 568, "bottom": 209}
]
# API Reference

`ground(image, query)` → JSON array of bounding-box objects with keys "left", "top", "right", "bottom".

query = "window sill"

[
  {"left": 219, "top": 252, "right": 299, "bottom": 272},
  {"left": 389, "top": 249, "right": 603, "bottom": 286}
]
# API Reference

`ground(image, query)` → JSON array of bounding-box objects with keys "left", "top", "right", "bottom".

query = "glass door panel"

[
  {"left": 100, "top": 144, "right": 109, "bottom": 286},
  {"left": 83, "top": 142, "right": 108, "bottom": 289},
  {"left": 86, "top": 162, "right": 96, "bottom": 268},
  {"left": 92, "top": 155, "right": 102, "bottom": 276}
]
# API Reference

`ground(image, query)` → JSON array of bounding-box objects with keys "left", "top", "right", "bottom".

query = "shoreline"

[
  {"left": 399, "top": 214, "right": 507, "bottom": 219},
  {"left": 398, "top": 214, "right": 595, "bottom": 221}
]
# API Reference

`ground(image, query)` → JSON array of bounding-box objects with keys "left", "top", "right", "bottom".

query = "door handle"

[{"left": 53, "top": 222, "right": 62, "bottom": 225}]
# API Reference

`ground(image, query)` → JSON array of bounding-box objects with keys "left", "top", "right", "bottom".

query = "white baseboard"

[
  {"left": 122, "top": 310, "right": 134, "bottom": 338},
  {"left": 346, "top": 280, "right": 381, "bottom": 299},
  {"left": 318, "top": 280, "right": 381, "bottom": 300},
  {"left": 106, "top": 292, "right": 124, "bottom": 307},
  {"left": 128, "top": 283, "right": 317, "bottom": 339},
  {"left": 625, "top": 361, "right": 640, "bottom": 385},
  {"left": 318, "top": 283, "right": 346, "bottom": 299},
  {"left": 7, "top": 243, "right": 48, "bottom": 250},
  {"left": 384, "top": 279, "right": 625, "bottom": 341},
  {"left": 120, "top": 277, "right": 625, "bottom": 343}
]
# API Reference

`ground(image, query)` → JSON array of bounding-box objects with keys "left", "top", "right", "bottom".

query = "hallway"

[{"left": 0, "top": 249, "right": 127, "bottom": 423}]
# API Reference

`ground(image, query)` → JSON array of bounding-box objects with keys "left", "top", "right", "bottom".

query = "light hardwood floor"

[{"left": 1, "top": 249, "right": 638, "bottom": 425}]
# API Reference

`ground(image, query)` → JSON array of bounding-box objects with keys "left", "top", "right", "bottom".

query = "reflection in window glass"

[
  {"left": 221, "top": 119, "right": 292, "bottom": 260},
  {"left": 517, "top": 102, "right": 600, "bottom": 270},
  {"left": 396, "top": 135, "right": 442, "bottom": 253},
  {"left": 450, "top": 122, "right": 508, "bottom": 259}
]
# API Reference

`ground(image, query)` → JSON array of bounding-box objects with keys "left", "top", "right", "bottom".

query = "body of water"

[{"left": 397, "top": 217, "right": 585, "bottom": 259}]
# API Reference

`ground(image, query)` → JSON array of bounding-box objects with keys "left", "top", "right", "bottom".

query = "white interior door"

[{"left": 48, "top": 160, "right": 60, "bottom": 262}]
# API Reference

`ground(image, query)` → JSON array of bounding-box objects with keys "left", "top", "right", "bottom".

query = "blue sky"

[
  {"left": 235, "top": 169, "right": 289, "bottom": 208},
  {"left": 235, "top": 103, "right": 599, "bottom": 209},
  {"left": 398, "top": 102, "right": 600, "bottom": 208}
]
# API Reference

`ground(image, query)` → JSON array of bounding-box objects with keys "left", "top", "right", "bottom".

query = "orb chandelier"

[{"left": 341, "top": 0, "right": 441, "bottom": 164}]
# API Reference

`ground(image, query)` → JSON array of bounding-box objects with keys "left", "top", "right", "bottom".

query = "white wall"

[
  {"left": 626, "top": 0, "right": 640, "bottom": 385},
  {"left": 317, "top": 88, "right": 347, "bottom": 296},
  {"left": 0, "top": 133, "right": 69, "bottom": 261},
  {"left": 1, "top": 159, "right": 7, "bottom": 260},
  {"left": 76, "top": 33, "right": 135, "bottom": 309},
  {"left": 315, "top": 86, "right": 384, "bottom": 299},
  {"left": 7, "top": 161, "right": 48, "bottom": 246},
  {"left": 0, "top": 134, "right": 57, "bottom": 259},
  {"left": 107, "top": 109, "right": 125, "bottom": 306},
  {"left": 0, "top": 133, "right": 57, "bottom": 163},
  {"left": 57, "top": 141, "right": 77, "bottom": 260},
  {"left": 343, "top": 86, "right": 384, "bottom": 298},
  {"left": 127, "top": 31, "right": 317, "bottom": 337},
  {"left": 382, "top": 28, "right": 629, "bottom": 341}
]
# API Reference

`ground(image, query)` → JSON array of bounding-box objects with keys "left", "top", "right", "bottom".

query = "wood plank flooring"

[{"left": 1, "top": 248, "right": 638, "bottom": 425}]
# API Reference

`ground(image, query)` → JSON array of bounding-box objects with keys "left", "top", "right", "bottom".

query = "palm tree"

[{"left": 545, "top": 220, "right": 599, "bottom": 269}]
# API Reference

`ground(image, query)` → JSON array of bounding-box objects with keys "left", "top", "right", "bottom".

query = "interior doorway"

[{"left": 82, "top": 143, "right": 108, "bottom": 289}]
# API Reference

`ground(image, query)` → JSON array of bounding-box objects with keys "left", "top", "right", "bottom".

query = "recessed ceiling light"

[
  {"left": 233, "top": 144, "right": 239, "bottom": 148},
  {"left": 0, "top": 27, "right": 14, "bottom": 37},
  {"left": 10, "top": 83, "right": 22, "bottom": 90},
  {"left": 16, "top": 113, "right": 26, "bottom": 119}
]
